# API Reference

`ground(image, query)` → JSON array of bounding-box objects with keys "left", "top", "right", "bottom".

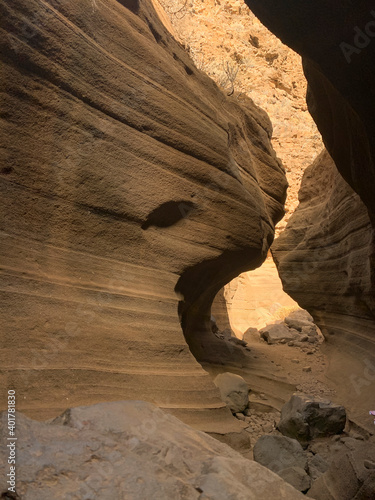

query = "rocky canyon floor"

[{"left": 204, "top": 321, "right": 338, "bottom": 453}]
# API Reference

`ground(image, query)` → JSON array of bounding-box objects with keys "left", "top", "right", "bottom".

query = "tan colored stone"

[{"left": 0, "top": 0, "right": 286, "bottom": 431}]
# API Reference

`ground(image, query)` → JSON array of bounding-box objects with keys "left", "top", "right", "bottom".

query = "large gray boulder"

[
  {"left": 284, "top": 317, "right": 314, "bottom": 332},
  {"left": 278, "top": 467, "right": 311, "bottom": 493},
  {"left": 278, "top": 393, "right": 346, "bottom": 446},
  {"left": 307, "top": 439, "right": 375, "bottom": 500},
  {"left": 253, "top": 434, "right": 308, "bottom": 473},
  {"left": 260, "top": 323, "right": 298, "bottom": 344},
  {"left": 0, "top": 401, "right": 306, "bottom": 499},
  {"left": 213, "top": 372, "right": 249, "bottom": 413},
  {"left": 301, "top": 324, "right": 319, "bottom": 338},
  {"left": 307, "top": 454, "right": 329, "bottom": 481}
]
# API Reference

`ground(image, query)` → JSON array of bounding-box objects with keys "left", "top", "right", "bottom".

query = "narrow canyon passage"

[{"left": 1, "top": 0, "right": 375, "bottom": 498}]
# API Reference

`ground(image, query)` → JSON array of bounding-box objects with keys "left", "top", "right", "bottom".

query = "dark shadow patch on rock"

[
  {"left": 142, "top": 200, "right": 196, "bottom": 230},
  {"left": 117, "top": 0, "right": 140, "bottom": 14},
  {"left": 175, "top": 247, "right": 264, "bottom": 365}
]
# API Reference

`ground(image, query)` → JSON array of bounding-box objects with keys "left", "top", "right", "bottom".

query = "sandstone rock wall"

[
  {"left": 158, "top": 0, "right": 323, "bottom": 233},
  {"left": 273, "top": 151, "right": 375, "bottom": 428},
  {"left": 0, "top": 0, "right": 286, "bottom": 430},
  {"left": 244, "top": 0, "right": 375, "bottom": 429}
]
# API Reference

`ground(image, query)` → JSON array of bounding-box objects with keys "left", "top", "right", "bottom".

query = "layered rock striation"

[
  {"left": 273, "top": 151, "right": 375, "bottom": 428},
  {"left": 244, "top": 0, "right": 375, "bottom": 428},
  {"left": 0, "top": 0, "right": 286, "bottom": 430}
]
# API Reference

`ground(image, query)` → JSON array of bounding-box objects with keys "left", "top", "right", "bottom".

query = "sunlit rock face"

[{"left": 0, "top": 0, "right": 286, "bottom": 430}]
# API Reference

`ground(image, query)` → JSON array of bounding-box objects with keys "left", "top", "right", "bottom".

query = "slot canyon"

[{"left": 0, "top": 0, "right": 374, "bottom": 498}]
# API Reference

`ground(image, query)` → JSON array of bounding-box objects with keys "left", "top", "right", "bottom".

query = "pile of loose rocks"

[
  {"left": 211, "top": 309, "right": 323, "bottom": 355},
  {"left": 212, "top": 373, "right": 375, "bottom": 498},
  {"left": 251, "top": 309, "right": 323, "bottom": 351},
  {"left": 212, "top": 371, "right": 279, "bottom": 446},
  {"left": 251, "top": 392, "right": 375, "bottom": 498}
]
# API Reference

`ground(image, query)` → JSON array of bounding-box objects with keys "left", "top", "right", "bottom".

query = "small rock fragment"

[{"left": 262, "top": 422, "right": 274, "bottom": 433}]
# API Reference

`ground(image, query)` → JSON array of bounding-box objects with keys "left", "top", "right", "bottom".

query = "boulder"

[
  {"left": 287, "top": 310, "right": 315, "bottom": 324},
  {"left": 278, "top": 467, "right": 311, "bottom": 493},
  {"left": 285, "top": 317, "right": 314, "bottom": 332},
  {"left": 260, "top": 323, "right": 299, "bottom": 344},
  {"left": 253, "top": 434, "right": 308, "bottom": 473},
  {"left": 301, "top": 325, "right": 319, "bottom": 338},
  {"left": 0, "top": 402, "right": 307, "bottom": 499},
  {"left": 213, "top": 373, "right": 249, "bottom": 413},
  {"left": 307, "top": 453, "right": 329, "bottom": 481},
  {"left": 278, "top": 393, "right": 346, "bottom": 445},
  {"left": 243, "top": 327, "right": 260, "bottom": 344},
  {"left": 307, "top": 439, "right": 375, "bottom": 500}
]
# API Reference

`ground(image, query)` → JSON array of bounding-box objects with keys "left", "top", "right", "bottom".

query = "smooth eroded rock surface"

[
  {"left": 244, "top": 0, "right": 375, "bottom": 431},
  {"left": 272, "top": 150, "right": 375, "bottom": 429},
  {"left": 0, "top": 0, "right": 286, "bottom": 429},
  {"left": 0, "top": 401, "right": 306, "bottom": 499}
]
